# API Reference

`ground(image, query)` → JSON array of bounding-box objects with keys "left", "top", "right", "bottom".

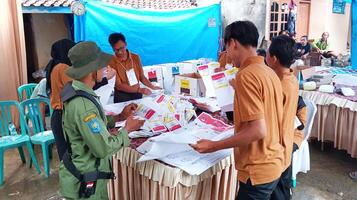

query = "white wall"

[
  {"left": 220, "top": 0, "right": 268, "bottom": 46},
  {"left": 31, "top": 14, "right": 68, "bottom": 69},
  {"left": 308, "top": 0, "right": 351, "bottom": 54}
]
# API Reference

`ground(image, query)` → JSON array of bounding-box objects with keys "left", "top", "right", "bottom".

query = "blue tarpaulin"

[
  {"left": 352, "top": 0, "right": 357, "bottom": 69},
  {"left": 74, "top": 1, "right": 221, "bottom": 66}
]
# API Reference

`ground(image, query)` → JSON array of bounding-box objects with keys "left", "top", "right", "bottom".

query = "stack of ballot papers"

[
  {"left": 104, "top": 95, "right": 198, "bottom": 138},
  {"left": 136, "top": 112, "right": 234, "bottom": 175}
]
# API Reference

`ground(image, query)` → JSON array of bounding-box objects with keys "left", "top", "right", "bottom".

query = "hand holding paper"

[
  {"left": 105, "top": 66, "right": 116, "bottom": 80},
  {"left": 125, "top": 116, "right": 145, "bottom": 133},
  {"left": 152, "top": 86, "right": 162, "bottom": 90},
  {"left": 190, "top": 139, "right": 217, "bottom": 153},
  {"left": 139, "top": 88, "right": 152, "bottom": 95},
  {"left": 121, "top": 103, "right": 138, "bottom": 118}
]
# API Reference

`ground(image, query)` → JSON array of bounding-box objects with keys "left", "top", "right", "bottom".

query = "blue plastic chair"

[
  {"left": 21, "top": 98, "right": 55, "bottom": 177},
  {"left": 17, "top": 83, "right": 37, "bottom": 102},
  {"left": 0, "top": 101, "right": 41, "bottom": 185}
]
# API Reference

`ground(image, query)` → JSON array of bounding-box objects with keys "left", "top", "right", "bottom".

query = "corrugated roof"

[
  {"left": 22, "top": 0, "right": 75, "bottom": 7},
  {"left": 22, "top": 0, "right": 197, "bottom": 9},
  {"left": 102, "top": 0, "right": 197, "bottom": 9}
]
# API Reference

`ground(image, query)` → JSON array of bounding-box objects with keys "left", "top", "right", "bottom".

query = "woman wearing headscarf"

[
  {"left": 46, "top": 39, "right": 115, "bottom": 109},
  {"left": 45, "top": 39, "right": 76, "bottom": 109},
  {"left": 47, "top": 39, "right": 116, "bottom": 158}
]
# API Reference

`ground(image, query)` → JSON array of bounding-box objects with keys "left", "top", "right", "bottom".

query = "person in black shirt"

[{"left": 295, "top": 35, "right": 311, "bottom": 60}]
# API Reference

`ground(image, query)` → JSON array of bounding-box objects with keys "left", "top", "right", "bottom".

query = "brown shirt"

[
  {"left": 279, "top": 70, "right": 299, "bottom": 169},
  {"left": 294, "top": 106, "right": 307, "bottom": 147},
  {"left": 50, "top": 63, "right": 72, "bottom": 109},
  {"left": 233, "top": 56, "right": 284, "bottom": 185},
  {"left": 108, "top": 51, "right": 145, "bottom": 90}
]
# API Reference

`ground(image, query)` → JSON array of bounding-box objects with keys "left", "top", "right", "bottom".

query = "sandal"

[{"left": 349, "top": 171, "right": 357, "bottom": 180}]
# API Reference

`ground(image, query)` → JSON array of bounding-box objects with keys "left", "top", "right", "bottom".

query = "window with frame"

[{"left": 269, "top": 1, "right": 290, "bottom": 40}]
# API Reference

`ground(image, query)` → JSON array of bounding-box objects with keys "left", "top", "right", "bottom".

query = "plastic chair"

[
  {"left": 21, "top": 98, "right": 54, "bottom": 177},
  {"left": 17, "top": 83, "right": 37, "bottom": 102},
  {"left": 292, "top": 99, "right": 317, "bottom": 187},
  {"left": 0, "top": 101, "right": 41, "bottom": 185}
]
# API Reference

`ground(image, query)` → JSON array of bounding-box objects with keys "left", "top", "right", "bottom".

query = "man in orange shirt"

[
  {"left": 266, "top": 35, "right": 299, "bottom": 199},
  {"left": 191, "top": 21, "right": 284, "bottom": 199},
  {"left": 294, "top": 96, "right": 307, "bottom": 148},
  {"left": 108, "top": 33, "right": 161, "bottom": 103}
]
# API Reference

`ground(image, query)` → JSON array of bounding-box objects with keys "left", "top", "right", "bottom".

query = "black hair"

[
  {"left": 108, "top": 33, "right": 126, "bottom": 46},
  {"left": 257, "top": 48, "right": 266, "bottom": 57},
  {"left": 301, "top": 35, "right": 308, "bottom": 40},
  {"left": 269, "top": 35, "right": 297, "bottom": 68},
  {"left": 224, "top": 21, "right": 259, "bottom": 48},
  {"left": 279, "top": 30, "right": 290, "bottom": 36}
]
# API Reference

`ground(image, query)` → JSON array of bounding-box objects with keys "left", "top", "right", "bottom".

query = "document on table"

[
  {"left": 137, "top": 128, "right": 218, "bottom": 162},
  {"left": 94, "top": 77, "right": 115, "bottom": 105},
  {"left": 190, "top": 97, "right": 221, "bottom": 113},
  {"left": 333, "top": 74, "right": 357, "bottom": 86},
  {"left": 137, "top": 140, "right": 191, "bottom": 162},
  {"left": 161, "top": 148, "right": 233, "bottom": 175},
  {"left": 136, "top": 127, "right": 234, "bottom": 175},
  {"left": 103, "top": 98, "right": 139, "bottom": 115},
  {"left": 194, "top": 112, "right": 233, "bottom": 132}
]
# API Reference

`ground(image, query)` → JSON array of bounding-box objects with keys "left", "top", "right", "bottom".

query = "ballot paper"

[
  {"left": 137, "top": 128, "right": 219, "bottom": 162},
  {"left": 103, "top": 99, "right": 139, "bottom": 115},
  {"left": 196, "top": 65, "right": 216, "bottom": 98},
  {"left": 137, "top": 128, "right": 234, "bottom": 175},
  {"left": 333, "top": 74, "right": 357, "bottom": 86},
  {"left": 163, "top": 115, "right": 182, "bottom": 131},
  {"left": 161, "top": 148, "right": 233, "bottom": 175},
  {"left": 190, "top": 97, "right": 221, "bottom": 113},
  {"left": 194, "top": 112, "right": 233, "bottom": 133},
  {"left": 128, "top": 130, "right": 160, "bottom": 139},
  {"left": 135, "top": 104, "right": 157, "bottom": 119},
  {"left": 148, "top": 118, "right": 167, "bottom": 133},
  {"left": 211, "top": 68, "right": 238, "bottom": 108},
  {"left": 94, "top": 77, "right": 115, "bottom": 105}
]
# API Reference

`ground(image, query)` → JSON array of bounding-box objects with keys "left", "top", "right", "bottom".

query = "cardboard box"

[
  {"left": 160, "top": 63, "right": 181, "bottom": 93},
  {"left": 143, "top": 65, "right": 164, "bottom": 88},
  {"left": 177, "top": 62, "right": 197, "bottom": 74},
  {"left": 174, "top": 73, "right": 206, "bottom": 97},
  {"left": 183, "top": 59, "right": 205, "bottom": 67}
]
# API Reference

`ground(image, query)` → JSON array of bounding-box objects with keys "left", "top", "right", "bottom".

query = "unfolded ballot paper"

[
  {"left": 197, "top": 64, "right": 216, "bottom": 98},
  {"left": 136, "top": 112, "right": 234, "bottom": 175},
  {"left": 211, "top": 68, "right": 238, "bottom": 108}
]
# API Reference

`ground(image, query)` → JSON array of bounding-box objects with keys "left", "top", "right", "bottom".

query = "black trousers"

[
  {"left": 226, "top": 111, "right": 234, "bottom": 122},
  {"left": 51, "top": 109, "right": 66, "bottom": 160},
  {"left": 236, "top": 178, "right": 279, "bottom": 200},
  {"left": 270, "top": 143, "right": 300, "bottom": 200},
  {"left": 114, "top": 89, "right": 142, "bottom": 103}
]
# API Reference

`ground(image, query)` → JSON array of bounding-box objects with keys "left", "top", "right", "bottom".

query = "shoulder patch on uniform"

[
  {"left": 84, "top": 114, "right": 97, "bottom": 122},
  {"left": 86, "top": 118, "right": 101, "bottom": 134}
]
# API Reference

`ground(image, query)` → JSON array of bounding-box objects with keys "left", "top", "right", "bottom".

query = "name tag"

[{"left": 126, "top": 68, "right": 138, "bottom": 86}]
